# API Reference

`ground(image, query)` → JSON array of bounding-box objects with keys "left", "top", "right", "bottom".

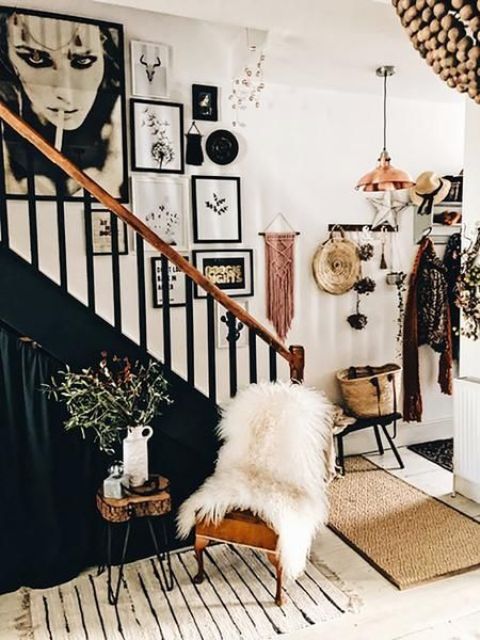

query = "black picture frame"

[
  {"left": 192, "top": 175, "right": 242, "bottom": 244},
  {"left": 151, "top": 254, "right": 189, "bottom": 308},
  {"left": 192, "top": 84, "right": 218, "bottom": 121},
  {"left": 91, "top": 209, "right": 128, "bottom": 256},
  {"left": 192, "top": 249, "right": 254, "bottom": 299},
  {"left": 130, "top": 98, "right": 184, "bottom": 174},
  {"left": 0, "top": 7, "right": 129, "bottom": 202}
]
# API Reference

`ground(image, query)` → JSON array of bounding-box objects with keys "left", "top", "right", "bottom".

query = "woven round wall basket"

[
  {"left": 337, "top": 364, "right": 402, "bottom": 418},
  {"left": 313, "top": 228, "right": 361, "bottom": 295}
]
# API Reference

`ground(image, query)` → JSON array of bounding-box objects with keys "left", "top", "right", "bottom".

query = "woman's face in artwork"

[{"left": 7, "top": 14, "right": 105, "bottom": 130}]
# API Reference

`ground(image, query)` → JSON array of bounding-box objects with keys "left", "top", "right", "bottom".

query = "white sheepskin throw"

[{"left": 177, "top": 381, "right": 334, "bottom": 581}]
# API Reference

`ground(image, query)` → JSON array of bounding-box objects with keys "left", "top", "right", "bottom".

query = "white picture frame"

[
  {"left": 216, "top": 301, "right": 249, "bottom": 349},
  {"left": 151, "top": 254, "right": 189, "bottom": 308},
  {"left": 131, "top": 40, "right": 170, "bottom": 99},
  {"left": 91, "top": 209, "right": 128, "bottom": 255},
  {"left": 132, "top": 176, "right": 189, "bottom": 251}
]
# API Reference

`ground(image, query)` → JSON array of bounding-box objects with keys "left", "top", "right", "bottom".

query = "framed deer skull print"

[{"left": 131, "top": 40, "right": 169, "bottom": 98}]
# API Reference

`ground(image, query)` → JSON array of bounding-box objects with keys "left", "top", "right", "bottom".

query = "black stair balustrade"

[
  {"left": 220, "top": 309, "right": 243, "bottom": 398},
  {"left": 248, "top": 328, "right": 258, "bottom": 384},
  {"left": 109, "top": 210, "right": 122, "bottom": 332},
  {"left": 206, "top": 294, "right": 216, "bottom": 403},
  {"left": 55, "top": 182, "right": 68, "bottom": 291},
  {"left": 136, "top": 233, "right": 147, "bottom": 351},
  {"left": 160, "top": 254, "right": 172, "bottom": 369},
  {"left": 185, "top": 275, "right": 195, "bottom": 386},
  {"left": 25, "top": 145, "right": 39, "bottom": 270},
  {"left": 0, "top": 124, "right": 8, "bottom": 247},
  {"left": 82, "top": 190, "right": 95, "bottom": 312},
  {"left": 269, "top": 346, "right": 278, "bottom": 382}
]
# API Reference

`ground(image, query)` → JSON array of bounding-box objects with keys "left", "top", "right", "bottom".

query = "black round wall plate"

[{"left": 206, "top": 129, "right": 239, "bottom": 165}]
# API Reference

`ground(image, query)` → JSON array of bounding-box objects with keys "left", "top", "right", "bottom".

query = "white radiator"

[{"left": 454, "top": 377, "right": 480, "bottom": 502}]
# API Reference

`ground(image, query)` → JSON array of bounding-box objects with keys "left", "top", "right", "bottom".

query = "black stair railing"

[{"left": 0, "top": 101, "right": 305, "bottom": 399}]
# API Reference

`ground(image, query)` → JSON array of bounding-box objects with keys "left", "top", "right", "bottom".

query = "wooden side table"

[{"left": 96, "top": 475, "right": 173, "bottom": 605}]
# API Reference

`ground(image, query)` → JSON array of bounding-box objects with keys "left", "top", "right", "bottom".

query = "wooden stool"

[
  {"left": 96, "top": 475, "right": 173, "bottom": 605},
  {"left": 336, "top": 412, "right": 404, "bottom": 474},
  {"left": 194, "top": 510, "right": 284, "bottom": 606}
]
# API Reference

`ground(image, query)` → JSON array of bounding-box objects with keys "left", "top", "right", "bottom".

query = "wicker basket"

[{"left": 336, "top": 364, "right": 402, "bottom": 418}]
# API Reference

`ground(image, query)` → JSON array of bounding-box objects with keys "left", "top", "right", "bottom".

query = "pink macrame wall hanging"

[{"left": 264, "top": 232, "right": 296, "bottom": 340}]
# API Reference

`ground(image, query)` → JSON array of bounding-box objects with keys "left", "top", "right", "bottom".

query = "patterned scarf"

[
  {"left": 264, "top": 232, "right": 296, "bottom": 341},
  {"left": 403, "top": 238, "right": 453, "bottom": 422}
]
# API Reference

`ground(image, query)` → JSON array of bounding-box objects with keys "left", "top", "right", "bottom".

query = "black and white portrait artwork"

[
  {"left": 131, "top": 40, "right": 169, "bottom": 98},
  {"left": 192, "top": 84, "right": 218, "bottom": 121},
  {"left": 192, "top": 175, "right": 241, "bottom": 243},
  {"left": 91, "top": 209, "right": 128, "bottom": 255},
  {"left": 131, "top": 99, "right": 184, "bottom": 174},
  {"left": 0, "top": 8, "right": 128, "bottom": 200},
  {"left": 151, "top": 254, "right": 189, "bottom": 308},
  {"left": 132, "top": 176, "right": 188, "bottom": 251}
]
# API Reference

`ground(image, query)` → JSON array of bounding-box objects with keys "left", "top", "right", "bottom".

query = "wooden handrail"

[{"left": 0, "top": 100, "right": 294, "bottom": 363}]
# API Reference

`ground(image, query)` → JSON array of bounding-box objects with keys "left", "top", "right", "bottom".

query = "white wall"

[
  {"left": 4, "top": 0, "right": 465, "bottom": 449},
  {"left": 460, "top": 100, "right": 480, "bottom": 381}
]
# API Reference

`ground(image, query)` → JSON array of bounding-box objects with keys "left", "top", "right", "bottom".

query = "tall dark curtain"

[
  {"left": 0, "top": 324, "right": 108, "bottom": 594},
  {"left": 0, "top": 322, "right": 219, "bottom": 595}
]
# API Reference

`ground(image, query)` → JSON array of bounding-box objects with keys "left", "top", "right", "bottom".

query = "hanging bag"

[{"left": 312, "top": 226, "right": 361, "bottom": 294}]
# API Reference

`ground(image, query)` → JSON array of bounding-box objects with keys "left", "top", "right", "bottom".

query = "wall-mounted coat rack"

[{"left": 327, "top": 224, "right": 397, "bottom": 233}]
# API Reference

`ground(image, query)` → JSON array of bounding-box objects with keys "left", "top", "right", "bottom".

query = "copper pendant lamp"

[{"left": 356, "top": 66, "right": 414, "bottom": 192}]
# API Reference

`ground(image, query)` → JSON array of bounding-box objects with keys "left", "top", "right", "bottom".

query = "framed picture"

[
  {"left": 132, "top": 176, "right": 188, "bottom": 251},
  {"left": 193, "top": 249, "right": 254, "bottom": 299},
  {"left": 130, "top": 99, "right": 184, "bottom": 174},
  {"left": 216, "top": 301, "right": 249, "bottom": 349},
  {"left": 131, "top": 40, "right": 169, "bottom": 98},
  {"left": 192, "top": 84, "right": 218, "bottom": 121},
  {"left": 151, "top": 254, "right": 189, "bottom": 308},
  {"left": 192, "top": 176, "right": 242, "bottom": 243},
  {"left": 0, "top": 7, "right": 128, "bottom": 201},
  {"left": 91, "top": 209, "right": 128, "bottom": 255}
]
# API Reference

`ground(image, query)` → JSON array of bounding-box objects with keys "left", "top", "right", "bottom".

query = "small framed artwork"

[
  {"left": 192, "top": 176, "right": 241, "bottom": 243},
  {"left": 131, "top": 40, "right": 169, "bottom": 98},
  {"left": 151, "top": 254, "right": 189, "bottom": 308},
  {"left": 193, "top": 249, "right": 254, "bottom": 299},
  {"left": 192, "top": 84, "right": 218, "bottom": 121},
  {"left": 91, "top": 209, "right": 128, "bottom": 256},
  {"left": 130, "top": 99, "right": 184, "bottom": 174},
  {"left": 132, "top": 176, "right": 188, "bottom": 251},
  {"left": 216, "top": 301, "right": 249, "bottom": 349}
]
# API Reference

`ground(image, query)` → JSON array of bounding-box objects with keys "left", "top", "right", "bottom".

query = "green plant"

[{"left": 43, "top": 354, "right": 172, "bottom": 454}]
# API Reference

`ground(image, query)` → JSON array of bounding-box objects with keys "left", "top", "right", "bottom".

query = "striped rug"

[{"left": 23, "top": 544, "right": 356, "bottom": 639}]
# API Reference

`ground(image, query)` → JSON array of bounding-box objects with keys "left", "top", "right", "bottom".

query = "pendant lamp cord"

[{"left": 383, "top": 69, "right": 387, "bottom": 153}]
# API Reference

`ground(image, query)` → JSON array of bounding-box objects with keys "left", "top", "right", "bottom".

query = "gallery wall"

[{"left": 4, "top": 0, "right": 466, "bottom": 450}]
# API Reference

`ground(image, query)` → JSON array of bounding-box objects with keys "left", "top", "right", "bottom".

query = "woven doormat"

[
  {"left": 407, "top": 438, "right": 453, "bottom": 472},
  {"left": 329, "top": 456, "right": 480, "bottom": 589},
  {"left": 15, "top": 545, "right": 357, "bottom": 640}
]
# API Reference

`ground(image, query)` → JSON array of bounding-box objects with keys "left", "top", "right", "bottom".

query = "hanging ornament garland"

[
  {"left": 229, "top": 29, "right": 266, "bottom": 127},
  {"left": 457, "top": 225, "right": 480, "bottom": 340},
  {"left": 392, "top": 0, "right": 480, "bottom": 104}
]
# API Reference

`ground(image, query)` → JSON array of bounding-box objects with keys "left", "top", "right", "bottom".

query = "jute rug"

[
  {"left": 12, "top": 544, "right": 356, "bottom": 640},
  {"left": 329, "top": 456, "right": 480, "bottom": 589},
  {"left": 407, "top": 438, "right": 453, "bottom": 472}
]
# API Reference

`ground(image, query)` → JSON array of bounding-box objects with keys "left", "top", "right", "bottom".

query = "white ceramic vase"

[{"left": 122, "top": 426, "right": 153, "bottom": 487}]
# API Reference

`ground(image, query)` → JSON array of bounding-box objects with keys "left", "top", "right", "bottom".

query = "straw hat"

[
  {"left": 312, "top": 231, "right": 361, "bottom": 295},
  {"left": 409, "top": 171, "right": 451, "bottom": 207}
]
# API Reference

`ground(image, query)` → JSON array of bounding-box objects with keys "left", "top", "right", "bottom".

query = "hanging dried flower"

[
  {"left": 457, "top": 229, "right": 480, "bottom": 341},
  {"left": 358, "top": 243, "right": 374, "bottom": 261},
  {"left": 354, "top": 277, "right": 376, "bottom": 295}
]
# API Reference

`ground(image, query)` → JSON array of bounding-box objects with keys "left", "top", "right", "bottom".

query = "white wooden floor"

[{"left": 2, "top": 446, "right": 480, "bottom": 640}]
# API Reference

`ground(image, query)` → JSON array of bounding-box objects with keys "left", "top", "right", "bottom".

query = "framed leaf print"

[
  {"left": 130, "top": 99, "right": 184, "bottom": 174},
  {"left": 193, "top": 249, "right": 254, "bottom": 299},
  {"left": 192, "top": 176, "right": 241, "bottom": 243},
  {"left": 132, "top": 176, "right": 188, "bottom": 251}
]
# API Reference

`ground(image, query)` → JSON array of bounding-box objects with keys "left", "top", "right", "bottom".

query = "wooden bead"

[
  {"left": 469, "top": 16, "right": 480, "bottom": 33},
  {"left": 433, "top": 2, "right": 447, "bottom": 18},
  {"left": 440, "top": 68, "right": 451, "bottom": 80},
  {"left": 451, "top": 0, "right": 466, "bottom": 9},
  {"left": 422, "top": 7, "right": 433, "bottom": 21},
  {"left": 448, "top": 26, "right": 463, "bottom": 41},
  {"left": 430, "top": 18, "right": 441, "bottom": 33},
  {"left": 468, "top": 45, "right": 480, "bottom": 60},
  {"left": 457, "top": 49, "right": 469, "bottom": 62},
  {"left": 441, "top": 14, "right": 454, "bottom": 30},
  {"left": 404, "top": 6, "right": 418, "bottom": 22},
  {"left": 459, "top": 5, "right": 474, "bottom": 21},
  {"left": 399, "top": 0, "right": 411, "bottom": 10},
  {"left": 447, "top": 39, "right": 458, "bottom": 52},
  {"left": 415, "top": 0, "right": 426, "bottom": 9},
  {"left": 438, "top": 29, "right": 448, "bottom": 43},
  {"left": 426, "top": 0, "right": 436, "bottom": 7},
  {"left": 458, "top": 36, "right": 472, "bottom": 50},
  {"left": 433, "top": 60, "right": 442, "bottom": 73},
  {"left": 468, "top": 85, "right": 478, "bottom": 98}
]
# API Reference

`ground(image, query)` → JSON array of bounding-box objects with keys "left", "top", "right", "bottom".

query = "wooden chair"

[{"left": 193, "top": 509, "right": 284, "bottom": 606}]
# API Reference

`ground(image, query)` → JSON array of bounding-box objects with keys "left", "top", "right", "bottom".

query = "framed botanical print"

[
  {"left": 192, "top": 84, "right": 218, "bottom": 121},
  {"left": 216, "top": 301, "right": 249, "bottom": 349},
  {"left": 91, "top": 209, "right": 128, "bottom": 255},
  {"left": 130, "top": 99, "right": 184, "bottom": 174},
  {"left": 131, "top": 40, "right": 169, "bottom": 98},
  {"left": 151, "top": 254, "right": 189, "bottom": 308},
  {"left": 192, "top": 176, "right": 241, "bottom": 243},
  {"left": 193, "top": 249, "right": 254, "bottom": 299},
  {"left": 0, "top": 7, "right": 128, "bottom": 201},
  {"left": 132, "top": 176, "right": 188, "bottom": 251}
]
